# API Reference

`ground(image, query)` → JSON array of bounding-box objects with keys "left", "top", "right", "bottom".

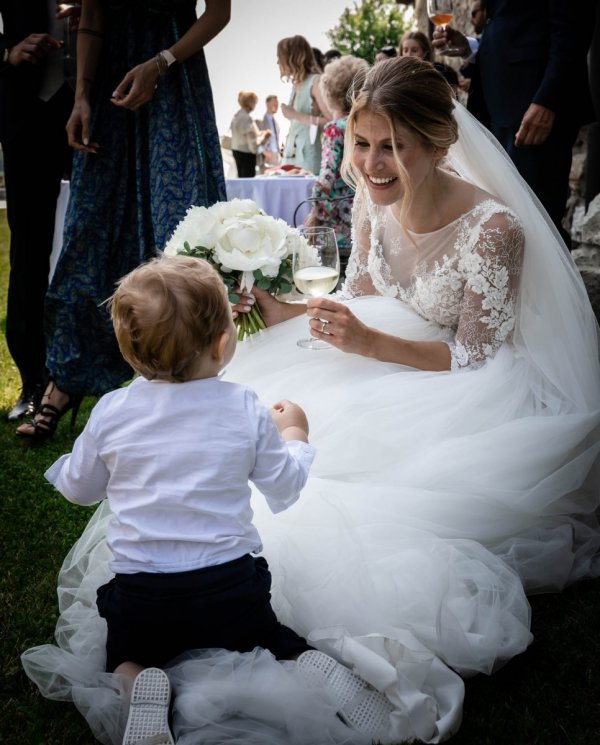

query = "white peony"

[
  {"left": 210, "top": 198, "right": 262, "bottom": 222},
  {"left": 213, "top": 214, "right": 291, "bottom": 290},
  {"left": 160, "top": 198, "right": 306, "bottom": 337},
  {"left": 163, "top": 205, "right": 220, "bottom": 255}
]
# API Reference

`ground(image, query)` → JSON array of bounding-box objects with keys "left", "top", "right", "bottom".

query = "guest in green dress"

[{"left": 277, "top": 35, "right": 332, "bottom": 175}]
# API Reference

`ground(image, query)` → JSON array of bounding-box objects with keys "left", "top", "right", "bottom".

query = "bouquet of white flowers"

[{"left": 164, "top": 199, "right": 307, "bottom": 339}]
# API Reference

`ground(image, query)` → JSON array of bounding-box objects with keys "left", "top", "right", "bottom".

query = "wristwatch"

[
  {"left": 160, "top": 49, "right": 177, "bottom": 68},
  {"left": 2, "top": 47, "right": 12, "bottom": 64}
]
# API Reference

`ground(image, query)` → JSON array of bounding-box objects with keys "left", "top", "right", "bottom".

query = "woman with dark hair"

[
  {"left": 277, "top": 35, "right": 332, "bottom": 174},
  {"left": 374, "top": 45, "right": 397, "bottom": 63}
]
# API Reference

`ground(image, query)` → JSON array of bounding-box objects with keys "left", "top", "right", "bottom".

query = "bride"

[{"left": 22, "top": 58, "right": 600, "bottom": 744}]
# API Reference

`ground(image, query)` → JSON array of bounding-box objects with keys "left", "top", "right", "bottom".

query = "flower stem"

[{"left": 235, "top": 304, "right": 267, "bottom": 340}]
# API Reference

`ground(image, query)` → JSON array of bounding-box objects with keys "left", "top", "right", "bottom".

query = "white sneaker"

[
  {"left": 122, "top": 667, "right": 175, "bottom": 745},
  {"left": 297, "top": 650, "right": 394, "bottom": 739}
]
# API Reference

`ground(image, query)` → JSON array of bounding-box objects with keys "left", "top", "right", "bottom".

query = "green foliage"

[
  {"left": 327, "top": 0, "right": 410, "bottom": 63},
  {"left": 178, "top": 241, "right": 294, "bottom": 340}
]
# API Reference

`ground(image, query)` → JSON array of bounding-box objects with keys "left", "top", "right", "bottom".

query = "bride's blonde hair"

[{"left": 342, "top": 57, "right": 458, "bottom": 227}]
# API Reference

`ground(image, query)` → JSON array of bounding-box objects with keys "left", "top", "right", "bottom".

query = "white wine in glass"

[
  {"left": 427, "top": 0, "right": 455, "bottom": 55},
  {"left": 293, "top": 227, "right": 340, "bottom": 350}
]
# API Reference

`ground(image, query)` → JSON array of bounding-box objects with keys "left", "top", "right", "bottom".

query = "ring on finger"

[{"left": 320, "top": 321, "right": 327, "bottom": 333}]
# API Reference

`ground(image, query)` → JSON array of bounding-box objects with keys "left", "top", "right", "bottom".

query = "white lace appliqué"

[{"left": 341, "top": 193, "right": 524, "bottom": 370}]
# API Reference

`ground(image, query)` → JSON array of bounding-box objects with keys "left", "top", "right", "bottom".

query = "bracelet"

[
  {"left": 154, "top": 49, "right": 177, "bottom": 76},
  {"left": 78, "top": 28, "right": 104, "bottom": 38}
]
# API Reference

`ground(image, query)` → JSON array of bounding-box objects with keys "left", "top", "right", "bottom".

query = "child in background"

[{"left": 44, "top": 255, "right": 393, "bottom": 744}]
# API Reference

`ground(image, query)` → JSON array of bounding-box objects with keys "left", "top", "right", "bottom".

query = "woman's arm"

[
  {"left": 232, "top": 287, "right": 306, "bottom": 327},
  {"left": 308, "top": 209, "right": 524, "bottom": 371},
  {"left": 449, "top": 211, "right": 524, "bottom": 370},
  {"left": 111, "top": 0, "right": 231, "bottom": 110},
  {"left": 280, "top": 75, "right": 333, "bottom": 129},
  {"left": 67, "top": 0, "right": 105, "bottom": 152},
  {"left": 305, "top": 296, "right": 453, "bottom": 370}
]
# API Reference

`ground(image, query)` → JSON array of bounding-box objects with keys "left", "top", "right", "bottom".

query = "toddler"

[{"left": 45, "top": 255, "right": 393, "bottom": 744}]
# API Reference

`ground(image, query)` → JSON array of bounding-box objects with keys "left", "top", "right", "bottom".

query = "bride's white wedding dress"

[{"left": 21, "top": 105, "right": 600, "bottom": 745}]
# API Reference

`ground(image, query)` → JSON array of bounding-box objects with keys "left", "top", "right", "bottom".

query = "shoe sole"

[
  {"left": 297, "top": 650, "right": 394, "bottom": 737},
  {"left": 122, "top": 667, "right": 174, "bottom": 745}
]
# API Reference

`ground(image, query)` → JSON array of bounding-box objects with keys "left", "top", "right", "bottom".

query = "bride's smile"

[{"left": 352, "top": 110, "right": 435, "bottom": 207}]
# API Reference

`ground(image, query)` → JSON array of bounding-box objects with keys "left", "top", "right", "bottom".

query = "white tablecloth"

[
  {"left": 50, "top": 180, "right": 71, "bottom": 282},
  {"left": 226, "top": 176, "right": 316, "bottom": 226},
  {"left": 50, "top": 175, "right": 317, "bottom": 281}
]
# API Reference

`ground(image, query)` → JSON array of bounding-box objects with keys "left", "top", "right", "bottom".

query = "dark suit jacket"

[
  {"left": 0, "top": 0, "right": 57, "bottom": 142},
  {"left": 477, "top": 0, "right": 596, "bottom": 129}
]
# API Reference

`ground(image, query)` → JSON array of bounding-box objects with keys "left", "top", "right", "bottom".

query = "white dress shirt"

[{"left": 46, "top": 377, "right": 316, "bottom": 574}]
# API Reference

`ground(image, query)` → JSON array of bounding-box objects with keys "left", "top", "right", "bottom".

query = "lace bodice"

[{"left": 340, "top": 187, "right": 524, "bottom": 370}]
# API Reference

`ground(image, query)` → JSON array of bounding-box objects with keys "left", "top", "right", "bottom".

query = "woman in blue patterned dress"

[{"left": 17, "top": 0, "right": 230, "bottom": 440}]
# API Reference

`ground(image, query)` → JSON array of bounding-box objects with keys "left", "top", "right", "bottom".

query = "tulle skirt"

[{"left": 22, "top": 296, "right": 600, "bottom": 744}]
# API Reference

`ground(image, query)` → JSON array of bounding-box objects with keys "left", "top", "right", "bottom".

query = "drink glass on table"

[
  {"left": 427, "top": 0, "right": 455, "bottom": 55},
  {"left": 293, "top": 227, "right": 340, "bottom": 350}
]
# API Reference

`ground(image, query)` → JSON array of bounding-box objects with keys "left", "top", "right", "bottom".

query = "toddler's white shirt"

[{"left": 45, "top": 377, "right": 316, "bottom": 574}]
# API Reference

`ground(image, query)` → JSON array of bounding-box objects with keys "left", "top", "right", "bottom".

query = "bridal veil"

[{"left": 21, "top": 103, "right": 600, "bottom": 745}]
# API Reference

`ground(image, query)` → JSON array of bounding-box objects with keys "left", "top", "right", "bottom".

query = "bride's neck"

[{"left": 400, "top": 168, "right": 471, "bottom": 233}]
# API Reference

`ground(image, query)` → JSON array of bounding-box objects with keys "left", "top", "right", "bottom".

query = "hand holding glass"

[
  {"left": 427, "top": 0, "right": 455, "bottom": 55},
  {"left": 293, "top": 227, "right": 340, "bottom": 349}
]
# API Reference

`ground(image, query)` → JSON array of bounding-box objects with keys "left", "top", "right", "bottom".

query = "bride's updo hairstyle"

[{"left": 342, "top": 56, "right": 458, "bottom": 222}]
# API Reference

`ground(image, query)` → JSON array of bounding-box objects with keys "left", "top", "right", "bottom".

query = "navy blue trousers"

[{"left": 97, "top": 554, "right": 311, "bottom": 672}]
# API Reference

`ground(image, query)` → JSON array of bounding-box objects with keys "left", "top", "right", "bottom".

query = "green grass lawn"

[{"left": 0, "top": 208, "right": 599, "bottom": 744}]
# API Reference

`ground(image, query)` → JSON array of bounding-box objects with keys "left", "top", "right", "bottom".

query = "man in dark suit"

[
  {"left": 0, "top": 1, "right": 77, "bottom": 420},
  {"left": 433, "top": 0, "right": 597, "bottom": 247}
]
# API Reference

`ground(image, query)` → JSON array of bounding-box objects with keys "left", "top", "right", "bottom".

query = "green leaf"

[{"left": 326, "top": 0, "right": 409, "bottom": 62}]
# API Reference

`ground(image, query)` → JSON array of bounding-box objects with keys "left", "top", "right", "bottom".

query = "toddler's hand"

[{"left": 271, "top": 400, "right": 309, "bottom": 439}]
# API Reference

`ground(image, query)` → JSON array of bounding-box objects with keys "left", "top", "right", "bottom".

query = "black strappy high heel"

[{"left": 16, "top": 382, "right": 83, "bottom": 441}]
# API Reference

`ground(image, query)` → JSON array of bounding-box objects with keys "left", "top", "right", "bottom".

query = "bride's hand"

[
  {"left": 232, "top": 287, "right": 305, "bottom": 327},
  {"left": 306, "top": 297, "right": 375, "bottom": 356},
  {"left": 230, "top": 291, "right": 255, "bottom": 320}
]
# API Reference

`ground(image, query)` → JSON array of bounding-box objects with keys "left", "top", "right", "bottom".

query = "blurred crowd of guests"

[{"left": 2, "top": 0, "right": 599, "bottom": 435}]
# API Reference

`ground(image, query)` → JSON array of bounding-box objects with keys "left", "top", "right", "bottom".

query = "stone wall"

[{"left": 570, "top": 134, "right": 600, "bottom": 321}]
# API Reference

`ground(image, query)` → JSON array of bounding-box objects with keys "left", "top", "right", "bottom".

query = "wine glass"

[
  {"left": 293, "top": 227, "right": 340, "bottom": 350},
  {"left": 427, "top": 0, "right": 455, "bottom": 55}
]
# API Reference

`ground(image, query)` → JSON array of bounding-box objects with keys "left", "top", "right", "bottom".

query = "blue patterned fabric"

[{"left": 45, "top": 0, "right": 226, "bottom": 396}]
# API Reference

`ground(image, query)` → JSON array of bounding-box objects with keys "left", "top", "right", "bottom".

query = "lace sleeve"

[
  {"left": 448, "top": 210, "right": 524, "bottom": 370},
  {"left": 337, "top": 185, "right": 378, "bottom": 299}
]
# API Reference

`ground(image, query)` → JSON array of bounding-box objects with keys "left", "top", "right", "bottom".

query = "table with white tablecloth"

[
  {"left": 50, "top": 175, "right": 317, "bottom": 281},
  {"left": 226, "top": 176, "right": 316, "bottom": 226}
]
